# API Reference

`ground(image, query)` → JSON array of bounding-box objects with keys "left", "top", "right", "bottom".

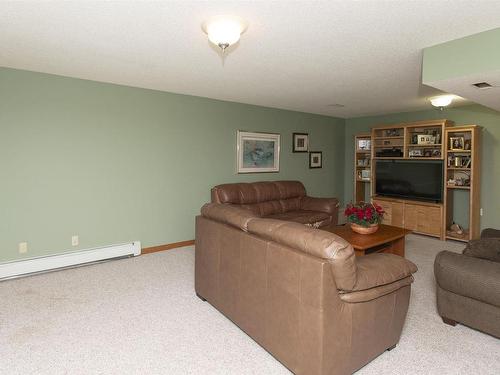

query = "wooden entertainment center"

[{"left": 354, "top": 119, "right": 481, "bottom": 241}]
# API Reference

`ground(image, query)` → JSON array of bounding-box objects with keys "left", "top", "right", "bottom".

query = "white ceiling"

[{"left": 1, "top": 1, "right": 500, "bottom": 118}]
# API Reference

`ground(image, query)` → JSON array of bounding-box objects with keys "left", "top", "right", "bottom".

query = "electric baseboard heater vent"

[{"left": 0, "top": 242, "right": 141, "bottom": 280}]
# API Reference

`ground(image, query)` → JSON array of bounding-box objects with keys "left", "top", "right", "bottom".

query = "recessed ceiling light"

[
  {"left": 472, "top": 82, "right": 493, "bottom": 89},
  {"left": 429, "top": 95, "right": 454, "bottom": 108}
]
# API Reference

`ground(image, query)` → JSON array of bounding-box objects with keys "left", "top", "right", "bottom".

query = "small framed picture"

[
  {"left": 450, "top": 137, "right": 464, "bottom": 150},
  {"left": 417, "top": 134, "right": 435, "bottom": 145},
  {"left": 309, "top": 151, "right": 322, "bottom": 169},
  {"left": 357, "top": 139, "right": 371, "bottom": 151},
  {"left": 292, "top": 133, "right": 308, "bottom": 152},
  {"left": 464, "top": 139, "right": 471, "bottom": 150}
]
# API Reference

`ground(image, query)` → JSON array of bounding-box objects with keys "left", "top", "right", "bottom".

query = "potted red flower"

[{"left": 344, "top": 202, "right": 384, "bottom": 234}]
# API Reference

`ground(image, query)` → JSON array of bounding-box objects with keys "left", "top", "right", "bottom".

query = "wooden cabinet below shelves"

[
  {"left": 375, "top": 199, "right": 403, "bottom": 227},
  {"left": 373, "top": 197, "right": 443, "bottom": 239}
]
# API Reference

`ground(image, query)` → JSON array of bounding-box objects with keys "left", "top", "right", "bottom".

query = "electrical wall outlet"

[
  {"left": 480, "top": 208, "right": 483, "bottom": 216},
  {"left": 71, "top": 235, "right": 79, "bottom": 247},
  {"left": 18, "top": 242, "right": 28, "bottom": 254}
]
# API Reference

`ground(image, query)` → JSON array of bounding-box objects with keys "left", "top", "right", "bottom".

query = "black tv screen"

[{"left": 375, "top": 160, "right": 443, "bottom": 202}]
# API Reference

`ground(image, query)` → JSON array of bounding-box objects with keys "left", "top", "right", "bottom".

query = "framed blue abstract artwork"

[{"left": 237, "top": 131, "right": 280, "bottom": 173}]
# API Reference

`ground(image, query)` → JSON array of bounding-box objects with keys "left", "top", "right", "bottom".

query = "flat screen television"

[{"left": 375, "top": 160, "right": 443, "bottom": 203}]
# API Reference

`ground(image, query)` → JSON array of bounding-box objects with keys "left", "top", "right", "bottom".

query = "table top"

[{"left": 323, "top": 224, "right": 412, "bottom": 250}]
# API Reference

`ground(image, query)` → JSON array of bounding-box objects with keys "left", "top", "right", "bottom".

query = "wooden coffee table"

[{"left": 322, "top": 224, "right": 411, "bottom": 257}]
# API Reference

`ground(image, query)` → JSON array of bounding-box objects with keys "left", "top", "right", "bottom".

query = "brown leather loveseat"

[
  {"left": 211, "top": 180, "right": 339, "bottom": 228},
  {"left": 195, "top": 202, "right": 418, "bottom": 375}
]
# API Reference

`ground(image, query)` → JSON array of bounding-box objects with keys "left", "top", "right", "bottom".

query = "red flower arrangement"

[{"left": 344, "top": 202, "right": 384, "bottom": 227}]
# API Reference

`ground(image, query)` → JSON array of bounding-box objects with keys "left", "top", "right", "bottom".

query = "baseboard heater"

[{"left": 0, "top": 241, "right": 141, "bottom": 280}]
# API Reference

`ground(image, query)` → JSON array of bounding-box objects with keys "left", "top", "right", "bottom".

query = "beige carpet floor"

[{"left": 0, "top": 234, "right": 499, "bottom": 374}]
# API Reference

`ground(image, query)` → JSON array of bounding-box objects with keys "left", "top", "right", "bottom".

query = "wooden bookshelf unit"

[
  {"left": 354, "top": 133, "right": 372, "bottom": 202},
  {"left": 353, "top": 119, "right": 481, "bottom": 242},
  {"left": 444, "top": 125, "right": 481, "bottom": 242}
]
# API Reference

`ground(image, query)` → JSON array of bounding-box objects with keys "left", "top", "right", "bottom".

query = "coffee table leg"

[{"left": 390, "top": 237, "right": 405, "bottom": 257}]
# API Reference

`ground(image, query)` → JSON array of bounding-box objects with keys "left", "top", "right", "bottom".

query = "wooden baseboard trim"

[{"left": 142, "top": 240, "right": 195, "bottom": 255}]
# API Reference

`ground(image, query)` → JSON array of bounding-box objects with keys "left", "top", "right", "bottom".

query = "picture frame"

[
  {"left": 357, "top": 139, "right": 371, "bottom": 151},
  {"left": 449, "top": 137, "right": 464, "bottom": 150},
  {"left": 292, "top": 133, "right": 309, "bottom": 152},
  {"left": 409, "top": 149, "right": 423, "bottom": 157},
  {"left": 417, "top": 134, "right": 435, "bottom": 145},
  {"left": 464, "top": 139, "right": 471, "bottom": 150},
  {"left": 309, "top": 151, "right": 322, "bottom": 169},
  {"left": 237, "top": 131, "right": 280, "bottom": 173}
]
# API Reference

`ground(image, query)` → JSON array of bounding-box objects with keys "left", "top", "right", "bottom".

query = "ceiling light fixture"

[
  {"left": 430, "top": 95, "right": 454, "bottom": 109},
  {"left": 202, "top": 15, "right": 248, "bottom": 54}
]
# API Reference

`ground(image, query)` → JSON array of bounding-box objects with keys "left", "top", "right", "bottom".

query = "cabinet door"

[
  {"left": 374, "top": 200, "right": 392, "bottom": 225},
  {"left": 416, "top": 206, "right": 441, "bottom": 236},
  {"left": 391, "top": 202, "right": 404, "bottom": 228},
  {"left": 404, "top": 204, "right": 418, "bottom": 231}
]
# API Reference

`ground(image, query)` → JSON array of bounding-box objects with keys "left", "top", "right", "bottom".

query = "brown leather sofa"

[
  {"left": 195, "top": 203, "right": 418, "bottom": 375},
  {"left": 211, "top": 180, "right": 339, "bottom": 228},
  {"left": 434, "top": 228, "right": 500, "bottom": 338}
]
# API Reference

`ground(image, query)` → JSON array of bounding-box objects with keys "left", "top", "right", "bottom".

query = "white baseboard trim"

[{"left": 0, "top": 241, "right": 141, "bottom": 280}]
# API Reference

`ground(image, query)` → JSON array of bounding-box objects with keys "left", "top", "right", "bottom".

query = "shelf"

[
  {"left": 373, "top": 136, "right": 404, "bottom": 140},
  {"left": 446, "top": 185, "right": 470, "bottom": 190},
  {"left": 356, "top": 150, "right": 371, "bottom": 153},
  {"left": 374, "top": 145, "right": 404, "bottom": 148},
  {"left": 447, "top": 150, "right": 471, "bottom": 153},
  {"left": 356, "top": 179, "right": 371, "bottom": 182},
  {"left": 373, "top": 157, "right": 405, "bottom": 159},
  {"left": 447, "top": 167, "right": 471, "bottom": 170},
  {"left": 407, "top": 157, "right": 443, "bottom": 160},
  {"left": 446, "top": 230, "right": 470, "bottom": 242},
  {"left": 407, "top": 144, "right": 442, "bottom": 147},
  {"left": 356, "top": 166, "right": 371, "bottom": 169}
]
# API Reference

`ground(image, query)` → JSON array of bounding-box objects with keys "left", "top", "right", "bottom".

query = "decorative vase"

[{"left": 350, "top": 223, "right": 379, "bottom": 235}]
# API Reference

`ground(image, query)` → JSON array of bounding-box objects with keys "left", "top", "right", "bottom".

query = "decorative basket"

[{"left": 350, "top": 223, "right": 379, "bottom": 235}]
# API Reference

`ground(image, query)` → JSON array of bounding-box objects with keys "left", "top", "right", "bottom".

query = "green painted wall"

[
  {"left": 0, "top": 67, "right": 345, "bottom": 262},
  {"left": 344, "top": 105, "right": 500, "bottom": 231},
  {"left": 423, "top": 27, "right": 500, "bottom": 83}
]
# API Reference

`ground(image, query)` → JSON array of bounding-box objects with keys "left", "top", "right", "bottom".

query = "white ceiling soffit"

[
  {"left": 1, "top": 1, "right": 500, "bottom": 118},
  {"left": 427, "top": 72, "right": 500, "bottom": 112}
]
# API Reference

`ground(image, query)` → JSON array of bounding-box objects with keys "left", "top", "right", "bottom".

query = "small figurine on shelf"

[{"left": 450, "top": 223, "right": 464, "bottom": 235}]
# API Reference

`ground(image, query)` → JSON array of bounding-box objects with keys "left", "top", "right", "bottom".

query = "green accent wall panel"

[{"left": 0, "top": 68, "right": 345, "bottom": 262}]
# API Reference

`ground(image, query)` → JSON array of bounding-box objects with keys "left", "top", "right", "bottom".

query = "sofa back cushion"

[
  {"left": 211, "top": 181, "right": 306, "bottom": 205},
  {"left": 463, "top": 238, "right": 500, "bottom": 263},
  {"left": 201, "top": 203, "right": 257, "bottom": 231},
  {"left": 247, "top": 218, "right": 357, "bottom": 290}
]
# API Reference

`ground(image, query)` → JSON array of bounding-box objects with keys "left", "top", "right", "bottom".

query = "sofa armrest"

[
  {"left": 339, "top": 276, "right": 413, "bottom": 303},
  {"left": 337, "top": 253, "right": 417, "bottom": 302},
  {"left": 434, "top": 251, "right": 500, "bottom": 307},
  {"left": 353, "top": 253, "right": 417, "bottom": 290},
  {"left": 301, "top": 196, "right": 339, "bottom": 215}
]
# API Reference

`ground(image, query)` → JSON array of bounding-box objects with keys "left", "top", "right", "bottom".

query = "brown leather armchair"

[
  {"left": 434, "top": 228, "right": 500, "bottom": 338},
  {"left": 211, "top": 180, "right": 339, "bottom": 228}
]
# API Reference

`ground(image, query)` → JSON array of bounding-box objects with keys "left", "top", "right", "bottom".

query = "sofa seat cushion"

[{"left": 266, "top": 210, "right": 331, "bottom": 227}]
